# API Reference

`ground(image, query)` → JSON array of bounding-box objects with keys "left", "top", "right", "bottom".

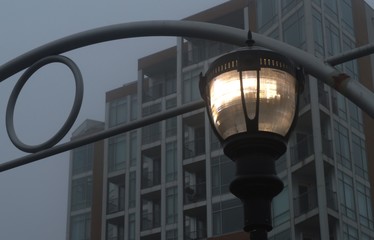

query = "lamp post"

[{"left": 200, "top": 46, "right": 304, "bottom": 239}]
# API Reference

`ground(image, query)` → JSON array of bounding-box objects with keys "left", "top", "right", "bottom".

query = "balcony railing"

[
  {"left": 322, "top": 137, "right": 333, "bottom": 159},
  {"left": 299, "top": 91, "right": 310, "bottom": 109},
  {"left": 319, "top": 90, "right": 330, "bottom": 109},
  {"left": 143, "top": 83, "right": 163, "bottom": 102},
  {"left": 293, "top": 188, "right": 318, "bottom": 217},
  {"left": 184, "top": 138, "right": 205, "bottom": 159},
  {"left": 290, "top": 135, "right": 314, "bottom": 165},
  {"left": 142, "top": 123, "right": 161, "bottom": 145},
  {"left": 326, "top": 187, "right": 338, "bottom": 211},
  {"left": 185, "top": 229, "right": 207, "bottom": 240},
  {"left": 107, "top": 196, "right": 125, "bottom": 214},
  {"left": 107, "top": 233, "right": 124, "bottom": 240},
  {"left": 184, "top": 182, "right": 206, "bottom": 204},
  {"left": 142, "top": 171, "right": 161, "bottom": 189},
  {"left": 141, "top": 211, "right": 161, "bottom": 231}
]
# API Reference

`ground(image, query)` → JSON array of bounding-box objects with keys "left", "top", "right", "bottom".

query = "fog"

[
  {"left": 0, "top": 1, "right": 227, "bottom": 239},
  {"left": 1, "top": 1, "right": 373, "bottom": 239}
]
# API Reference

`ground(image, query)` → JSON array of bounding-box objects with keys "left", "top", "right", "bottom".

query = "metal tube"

[
  {"left": 0, "top": 20, "right": 372, "bottom": 118},
  {"left": 0, "top": 20, "right": 374, "bottom": 172},
  {"left": 0, "top": 100, "right": 205, "bottom": 172},
  {"left": 325, "top": 43, "right": 374, "bottom": 66}
]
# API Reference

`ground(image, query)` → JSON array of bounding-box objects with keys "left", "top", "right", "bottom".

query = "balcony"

[
  {"left": 141, "top": 212, "right": 161, "bottom": 231},
  {"left": 143, "top": 83, "right": 163, "bottom": 102},
  {"left": 299, "top": 91, "right": 310, "bottom": 110},
  {"left": 326, "top": 187, "right": 338, "bottom": 211},
  {"left": 142, "top": 171, "right": 161, "bottom": 189},
  {"left": 185, "top": 230, "right": 207, "bottom": 240},
  {"left": 184, "top": 138, "right": 205, "bottom": 159},
  {"left": 184, "top": 182, "right": 206, "bottom": 204},
  {"left": 142, "top": 122, "right": 161, "bottom": 145},
  {"left": 322, "top": 137, "right": 333, "bottom": 159},
  {"left": 291, "top": 135, "right": 314, "bottom": 166},
  {"left": 107, "top": 196, "right": 125, "bottom": 214},
  {"left": 294, "top": 188, "right": 318, "bottom": 217},
  {"left": 319, "top": 90, "right": 330, "bottom": 110}
]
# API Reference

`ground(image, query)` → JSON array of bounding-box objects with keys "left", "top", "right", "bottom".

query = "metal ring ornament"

[{"left": 6, "top": 55, "right": 83, "bottom": 153}]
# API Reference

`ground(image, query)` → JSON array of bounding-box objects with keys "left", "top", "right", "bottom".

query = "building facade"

[
  {"left": 66, "top": 119, "right": 105, "bottom": 240},
  {"left": 67, "top": 0, "right": 374, "bottom": 239}
]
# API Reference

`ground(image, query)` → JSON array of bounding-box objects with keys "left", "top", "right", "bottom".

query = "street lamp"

[{"left": 200, "top": 46, "right": 304, "bottom": 239}]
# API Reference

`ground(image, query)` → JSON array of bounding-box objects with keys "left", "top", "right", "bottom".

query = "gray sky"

[
  {"left": 0, "top": 1, "right": 373, "bottom": 240},
  {"left": 0, "top": 1, "right": 227, "bottom": 240}
]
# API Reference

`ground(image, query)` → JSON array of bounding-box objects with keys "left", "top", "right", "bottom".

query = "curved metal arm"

[
  {"left": 0, "top": 20, "right": 373, "bottom": 118},
  {"left": 0, "top": 20, "right": 374, "bottom": 172}
]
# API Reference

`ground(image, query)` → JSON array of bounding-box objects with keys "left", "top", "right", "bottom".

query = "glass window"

[
  {"left": 268, "top": 28, "right": 279, "bottom": 40},
  {"left": 342, "top": 35, "right": 359, "bottom": 80},
  {"left": 165, "top": 72, "right": 177, "bottom": 96},
  {"left": 325, "top": 20, "right": 341, "bottom": 57},
  {"left": 142, "top": 77, "right": 163, "bottom": 102},
  {"left": 70, "top": 213, "right": 91, "bottom": 240},
  {"left": 362, "top": 233, "right": 374, "bottom": 240},
  {"left": 142, "top": 102, "right": 162, "bottom": 117},
  {"left": 281, "top": 0, "right": 302, "bottom": 14},
  {"left": 166, "top": 97, "right": 177, "bottom": 109},
  {"left": 130, "top": 93, "right": 138, "bottom": 121},
  {"left": 312, "top": 0, "right": 321, "bottom": 7},
  {"left": 165, "top": 141, "right": 177, "bottom": 182},
  {"left": 107, "top": 182, "right": 125, "bottom": 214},
  {"left": 348, "top": 101, "right": 363, "bottom": 132},
  {"left": 256, "top": 0, "right": 278, "bottom": 33},
  {"left": 272, "top": 186, "right": 290, "bottom": 226},
  {"left": 182, "top": 67, "right": 202, "bottom": 104},
  {"left": 166, "top": 229, "right": 178, "bottom": 240},
  {"left": 341, "top": 0, "right": 354, "bottom": 34},
  {"left": 109, "top": 97, "right": 127, "bottom": 127},
  {"left": 338, "top": 171, "right": 356, "bottom": 220},
  {"left": 269, "top": 229, "right": 291, "bottom": 240},
  {"left": 342, "top": 223, "right": 358, "bottom": 240},
  {"left": 334, "top": 122, "right": 351, "bottom": 169},
  {"left": 166, "top": 117, "right": 177, "bottom": 138},
  {"left": 213, "top": 198, "right": 243, "bottom": 235},
  {"left": 141, "top": 122, "right": 161, "bottom": 144},
  {"left": 129, "top": 131, "right": 137, "bottom": 167},
  {"left": 129, "top": 171, "right": 136, "bottom": 209},
  {"left": 357, "top": 183, "right": 374, "bottom": 229},
  {"left": 106, "top": 219, "right": 124, "bottom": 240},
  {"left": 71, "top": 176, "right": 92, "bottom": 211},
  {"left": 72, "top": 144, "right": 93, "bottom": 175},
  {"left": 210, "top": 129, "right": 221, "bottom": 151},
  {"left": 128, "top": 213, "right": 135, "bottom": 240},
  {"left": 332, "top": 90, "right": 347, "bottom": 120},
  {"left": 352, "top": 134, "right": 368, "bottom": 180},
  {"left": 324, "top": 0, "right": 338, "bottom": 21},
  {"left": 282, "top": 8, "right": 305, "bottom": 49},
  {"left": 166, "top": 187, "right": 178, "bottom": 224},
  {"left": 211, "top": 155, "right": 235, "bottom": 196},
  {"left": 312, "top": 8, "right": 324, "bottom": 57},
  {"left": 108, "top": 134, "right": 127, "bottom": 172}
]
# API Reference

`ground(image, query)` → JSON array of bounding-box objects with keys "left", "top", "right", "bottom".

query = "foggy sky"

[
  {"left": 0, "top": 1, "right": 227, "bottom": 239},
  {"left": 0, "top": 1, "right": 373, "bottom": 240}
]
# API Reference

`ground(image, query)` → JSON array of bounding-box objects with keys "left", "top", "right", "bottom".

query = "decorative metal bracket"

[{"left": 0, "top": 20, "right": 373, "bottom": 171}]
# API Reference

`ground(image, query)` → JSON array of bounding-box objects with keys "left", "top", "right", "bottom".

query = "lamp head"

[{"left": 200, "top": 47, "right": 303, "bottom": 148}]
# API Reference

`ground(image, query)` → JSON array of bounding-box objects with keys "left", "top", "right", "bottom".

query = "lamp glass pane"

[
  {"left": 257, "top": 68, "right": 296, "bottom": 136},
  {"left": 241, "top": 71, "right": 258, "bottom": 120},
  {"left": 209, "top": 70, "right": 246, "bottom": 140}
]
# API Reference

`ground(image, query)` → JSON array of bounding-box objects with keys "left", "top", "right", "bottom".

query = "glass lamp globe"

[{"left": 200, "top": 47, "right": 302, "bottom": 143}]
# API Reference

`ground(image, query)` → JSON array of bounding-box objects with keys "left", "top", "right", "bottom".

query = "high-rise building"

[
  {"left": 67, "top": 0, "right": 374, "bottom": 239},
  {"left": 66, "top": 119, "right": 105, "bottom": 240}
]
